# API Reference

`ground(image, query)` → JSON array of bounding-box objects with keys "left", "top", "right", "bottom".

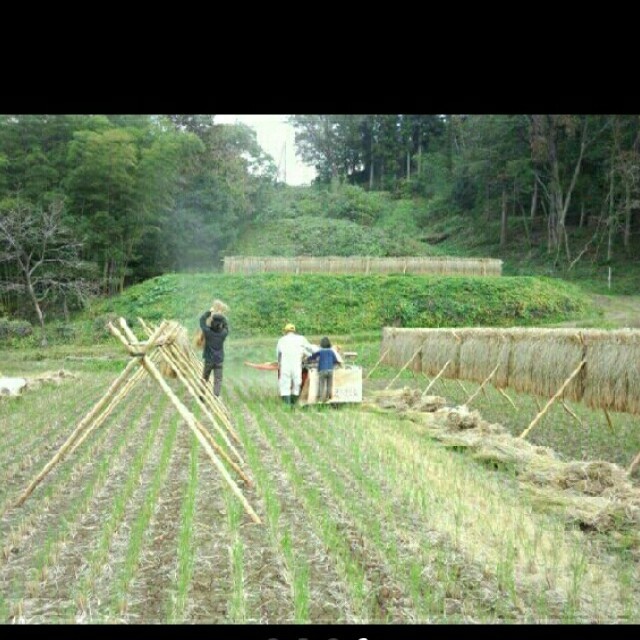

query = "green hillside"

[
  {"left": 76, "top": 272, "right": 592, "bottom": 344},
  {"left": 232, "top": 216, "right": 435, "bottom": 258}
]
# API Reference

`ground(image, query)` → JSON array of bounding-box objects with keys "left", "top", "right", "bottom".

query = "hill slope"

[{"left": 85, "top": 272, "right": 592, "bottom": 341}]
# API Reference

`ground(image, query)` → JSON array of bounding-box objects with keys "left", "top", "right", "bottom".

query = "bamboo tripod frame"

[{"left": 13, "top": 317, "right": 261, "bottom": 524}]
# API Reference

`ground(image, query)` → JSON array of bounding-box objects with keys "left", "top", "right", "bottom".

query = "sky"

[{"left": 214, "top": 114, "right": 317, "bottom": 186}]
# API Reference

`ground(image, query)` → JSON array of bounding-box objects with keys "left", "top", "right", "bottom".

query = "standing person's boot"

[
  {"left": 281, "top": 395, "right": 291, "bottom": 405},
  {"left": 290, "top": 395, "right": 299, "bottom": 406}
]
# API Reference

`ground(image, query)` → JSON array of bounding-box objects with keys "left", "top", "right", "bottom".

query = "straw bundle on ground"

[
  {"left": 520, "top": 458, "right": 631, "bottom": 497},
  {"left": 445, "top": 405, "right": 483, "bottom": 430},
  {"left": 223, "top": 256, "right": 503, "bottom": 276},
  {"left": 582, "top": 330, "right": 640, "bottom": 414},
  {"left": 369, "top": 397, "right": 640, "bottom": 535},
  {"left": 527, "top": 487, "right": 640, "bottom": 533},
  {"left": 27, "top": 369, "right": 78, "bottom": 386},
  {"left": 371, "top": 387, "right": 446, "bottom": 412}
]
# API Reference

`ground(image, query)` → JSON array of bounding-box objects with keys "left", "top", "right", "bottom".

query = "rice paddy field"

[{"left": 1, "top": 333, "right": 639, "bottom": 626}]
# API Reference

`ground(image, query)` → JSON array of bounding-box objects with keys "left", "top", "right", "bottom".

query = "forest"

[{"left": 1, "top": 114, "right": 638, "bottom": 334}]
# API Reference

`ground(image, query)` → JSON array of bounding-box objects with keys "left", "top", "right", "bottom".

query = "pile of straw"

[
  {"left": 368, "top": 393, "right": 640, "bottom": 535},
  {"left": 160, "top": 325, "right": 191, "bottom": 379},
  {"left": 27, "top": 369, "right": 77, "bottom": 387},
  {"left": 369, "top": 387, "right": 446, "bottom": 412}
]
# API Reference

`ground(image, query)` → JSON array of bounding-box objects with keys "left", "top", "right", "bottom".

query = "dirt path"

[
  {"left": 556, "top": 293, "right": 640, "bottom": 328},
  {"left": 591, "top": 294, "right": 640, "bottom": 327}
]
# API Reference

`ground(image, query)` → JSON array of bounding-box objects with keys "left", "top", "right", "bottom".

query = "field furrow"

[{"left": 0, "top": 348, "right": 637, "bottom": 624}]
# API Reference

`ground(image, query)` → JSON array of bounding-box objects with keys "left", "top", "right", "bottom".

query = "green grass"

[
  {"left": 430, "top": 212, "right": 640, "bottom": 296},
  {"left": 32, "top": 271, "right": 591, "bottom": 348}
]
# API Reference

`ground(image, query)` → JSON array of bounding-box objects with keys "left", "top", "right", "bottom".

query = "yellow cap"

[{"left": 284, "top": 323, "right": 295, "bottom": 332}]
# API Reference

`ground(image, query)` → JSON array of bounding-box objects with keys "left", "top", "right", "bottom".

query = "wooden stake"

[
  {"left": 68, "top": 366, "right": 146, "bottom": 456},
  {"left": 149, "top": 326, "right": 247, "bottom": 472},
  {"left": 140, "top": 317, "right": 233, "bottom": 425},
  {"left": 141, "top": 356, "right": 260, "bottom": 524},
  {"left": 498, "top": 387, "right": 518, "bottom": 411},
  {"left": 560, "top": 399, "right": 583, "bottom": 427},
  {"left": 456, "top": 379, "right": 468, "bottom": 394},
  {"left": 138, "top": 318, "right": 239, "bottom": 443},
  {"left": 118, "top": 317, "right": 141, "bottom": 345},
  {"left": 384, "top": 341, "right": 426, "bottom": 390},
  {"left": 365, "top": 348, "right": 390, "bottom": 380},
  {"left": 603, "top": 407, "right": 614, "bottom": 432},
  {"left": 519, "top": 360, "right": 586, "bottom": 440},
  {"left": 13, "top": 357, "right": 140, "bottom": 507},
  {"left": 464, "top": 362, "right": 500, "bottom": 407},
  {"left": 421, "top": 360, "right": 451, "bottom": 397},
  {"left": 628, "top": 450, "right": 640, "bottom": 477}
]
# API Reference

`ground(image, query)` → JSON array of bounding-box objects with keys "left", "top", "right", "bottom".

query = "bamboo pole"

[
  {"left": 109, "top": 319, "right": 166, "bottom": 356},
  {"left": 365, "top": 348, "right": 390, "bottom": 381},
  {"left": 384, "top": 341, "right": 426, "bottom": 390},
  {"left": 13, "top": 357, "right": 140, "bottom": 507},
  {"left": 628, "top": 450, "right": 640, "bottom": 477},
  {"left": 464, "top": 363, "right": 500, "bottom": 407},
  {"left": 141, "top": 356, "right": 260, "bottom": 524},
  {"left": 143, "top": 316, "right": 234, "bottom": 428},
  {"left": 561, "top": 399, "right": 583, "bottom": 427},
  {"left": 421, "top": 360, "right": 451, "bottom": 397},
  {"left": 108, "top": 321, "right": 133, "bottom": 351},
  {"left": 174, "top": 335, "right": 235, "bottom": 430},
  {"left": 68, "top": 365, "right": 146, "bottom": 456},
  {"left": 138, "top": 318, "right": 238, "bottom": 442},
  {"left": 146, "top": 323, "right": 248, "bottom": 473},
  {"left": 603, "top": 408, "right": 615, "bottom": 432},
  {"left": 456, "top": 380, "right": 468, "bottom": 394},
  {"left": 498, "top": 387, "right": 518, "bottom": 411},
  {"left": 118, "top": 317, "right": 141, "bottom": 345},
  {"left": 519, "top": 360, "right": 586, "bottom": 440},
  {"left": 159, "top": 322, "right": 236, "bottom": 431}
]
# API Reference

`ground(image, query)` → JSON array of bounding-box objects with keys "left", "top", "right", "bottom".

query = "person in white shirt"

[{"left": 276, "top": 323, "right": 316, "bottom": 405}]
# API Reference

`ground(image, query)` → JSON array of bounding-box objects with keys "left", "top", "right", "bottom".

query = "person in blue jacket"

[{"left": 306, "top": 336, "right": 341, "bottom": 402}]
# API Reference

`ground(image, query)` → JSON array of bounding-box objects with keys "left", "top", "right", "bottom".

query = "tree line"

[
  {"left": 290, "top": 114, "right": 640, "bottom": 263},
  {"left": 0, "top": 114, "right": 275, "bottom": 335},
  {"left": 1, "top": 114, "right": 638, "bottom": 339}
]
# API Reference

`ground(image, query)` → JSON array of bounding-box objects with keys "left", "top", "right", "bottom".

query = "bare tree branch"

[{"left": 0, "top": 199, "right": 99, "bottom": 343}]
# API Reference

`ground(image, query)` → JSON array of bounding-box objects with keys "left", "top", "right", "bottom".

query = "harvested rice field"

[{"left": 1, "top": 340, "right": 639, "bottom": 625}]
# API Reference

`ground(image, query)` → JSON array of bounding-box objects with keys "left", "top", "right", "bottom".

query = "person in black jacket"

[{"left": 199, "top": 309, "right": 229, "bottom": 397}]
